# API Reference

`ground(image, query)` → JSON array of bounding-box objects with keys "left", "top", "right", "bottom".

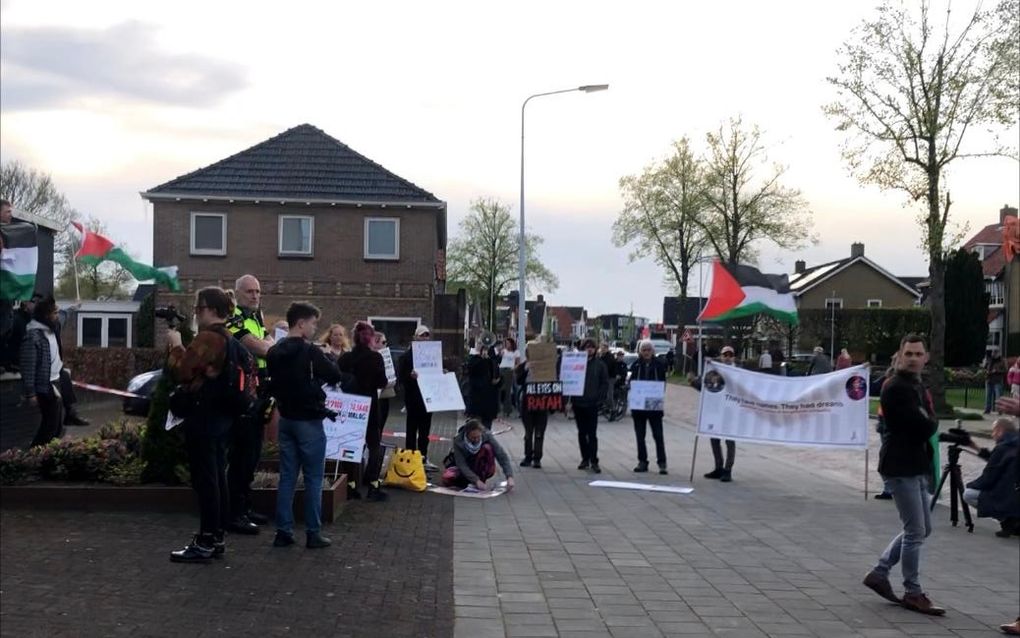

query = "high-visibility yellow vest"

[{"left": 228, "top": 306, "right": 268, "bottom": 369}]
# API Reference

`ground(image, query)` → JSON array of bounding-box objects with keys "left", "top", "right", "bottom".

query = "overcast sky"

[{"left": 1, "top": 0, "right": 1017, "bottom": 321}]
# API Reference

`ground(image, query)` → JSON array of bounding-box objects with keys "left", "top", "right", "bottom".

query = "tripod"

[{"left": 930, "top": 445, "right": 974, "bottom": 532}]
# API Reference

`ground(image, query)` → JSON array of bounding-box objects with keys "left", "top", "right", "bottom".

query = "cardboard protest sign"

[{"left": 526, "top": 343, "right": 558, "bottom": 382}]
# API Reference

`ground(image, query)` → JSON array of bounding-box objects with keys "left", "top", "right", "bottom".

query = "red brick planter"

[{"left": 0, "top": 475, "right": 348, "bottom": 524}]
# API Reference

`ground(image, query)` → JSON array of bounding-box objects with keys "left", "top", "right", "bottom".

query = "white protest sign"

[
  {"left": 560, "top": 352, "right": 588, "bottom": 396},
  {"left": 274, "top": 327, "right": 288, "bottom": 342},
  {"left": 380, "top": 347, "right": 397, "bottom": 384},
  {"left": 322, "top": 387, "right": 373, "bottom": 462},
  {"left": 165, "top": 411, "right": 184, "bottom": 431},
  {"left": 412, "top": 341, "right": 443, "bottom": 376},
  {"left": 696, "top": 362, "right": 869, "bottom": 449},
  {"left": 418, "top": 371, "right": 466, "bottom": 413},
  {"left": 628, "top": 380, "right": 666, "bottom": 411}
]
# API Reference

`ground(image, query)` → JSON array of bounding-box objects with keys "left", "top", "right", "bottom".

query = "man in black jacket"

[
  {"left": 599, "top": 343, "right": 618, "bottom": 409},
  {"left": 267, "top": 302, "right": 352, "bottom": 550},
  {"left": 963, "top": 417, "right": 1019, "bottom": 537},
  {"left": 573, "top": 339, "right": 609, "bottom": 473},
  {"left": 863, "top": 334, "right": 945, "bottom": 616}
]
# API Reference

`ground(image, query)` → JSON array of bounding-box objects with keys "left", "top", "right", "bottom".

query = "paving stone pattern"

[
  {"left": 453, "top": 384, "right": 1019, "bottom": 638},
  {"left": 0, "top": 488, "right": 454, "bottom": 638}
]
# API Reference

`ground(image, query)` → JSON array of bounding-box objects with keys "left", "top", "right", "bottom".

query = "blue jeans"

[
  {"left": 984, "top": 382, "right": 1003, "bottom": 412},
  {"left": 275, "top": 417, "right": 326, "bottom": 536},
  {"left": 873, "top": 475, "right": 932, "bottom": 594}
]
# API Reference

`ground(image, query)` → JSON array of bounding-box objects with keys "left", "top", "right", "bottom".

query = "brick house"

[
  {"left": 962, "top": 204, "right": 1020, "bottom": 354},
  {"left": 547, "top": 305, "right": 587, "bottom": 344},
  {"left": 142, "top": 124, "right": 447, "bottom": 348}
]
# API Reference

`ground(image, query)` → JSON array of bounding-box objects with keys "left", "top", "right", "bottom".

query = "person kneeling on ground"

[
  {"left": 267, "top": 302, "right": 353, "bottom": 550},
  {"left": 963, "top": 417, "right": 1019, "bottom": 538},
  {"left": 442, "top": 419, "right": 515, "bottom": 492}
]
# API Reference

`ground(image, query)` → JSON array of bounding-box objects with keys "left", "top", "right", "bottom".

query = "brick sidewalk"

[
  {"left": 0, "top": 489, "right": 454, "bottom": 638},
  {"left": 453, "top": 385, "right": 1019, "bottom": 638}
]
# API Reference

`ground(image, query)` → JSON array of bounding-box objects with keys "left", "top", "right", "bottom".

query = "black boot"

[
  {"left": 366, "top": 485, "right": 389, "bottom": 502},
  {"left": 245, "top": 510, "right": 269, "bottom": 526},
  {"left": 64, "top": 411, "right": 90, "bottom": 426},
  {"left": 226, "top": 516, "right": 259, "bottom": 535},
  {"left": 170, "top": 535, "right": 215, "bottom": 563},
  {"left": 347, "top": 482, "right": 362, "bottom": 500},
  {"left": 520, "top": 457, "right": 533, "bottom": 467},
  {"left": 704, "top": 468, "right": 724, "bottom": 479},
  {"left": 273, "top": 530, "right": 295, "bottom": 547},
  {"left": 633, "top": 462, "right": 649, "bottom": 473},
  {"left": 306, "top": 532, "right": 332, "bottom": 549},
  {"left": 212, "top": 531, "right": 226, "bottom": 558},
  {"left": 995, "top": 519, "right": 1019, "bottom": 538}
]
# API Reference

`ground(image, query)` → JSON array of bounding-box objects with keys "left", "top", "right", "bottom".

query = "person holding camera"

[
  {"left": 165, "top": 287, "right": 238, "bottom": 563},
  {"left": 267, "top": 302, "right": 351, "bottom": 549},
  {"left": 863, "top": 334, "right": 944, "bottom": 616},
  {"left": 962, "top": 417, "right": 1019, "bottom": 538}
]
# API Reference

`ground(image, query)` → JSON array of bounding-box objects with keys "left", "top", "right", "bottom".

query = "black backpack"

[{"left": 169, "top": 330, "right": 258, "bottom": 419}]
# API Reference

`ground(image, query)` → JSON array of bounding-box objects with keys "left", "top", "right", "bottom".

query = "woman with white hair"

[{"left": 630, "top": 340, "right": 668, "bottom": 474}]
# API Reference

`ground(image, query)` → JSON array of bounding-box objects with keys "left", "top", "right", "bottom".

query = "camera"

[
  {"left": 155, "top": 305, "right": 187, "bottom": 329},
  {"left": 938, "top": 426, "right": 973, "bottom": 447}
]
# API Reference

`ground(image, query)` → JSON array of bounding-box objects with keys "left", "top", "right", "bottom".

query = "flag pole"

[{"left": 69, "top": 224, "right": 81, "bottom": 301}]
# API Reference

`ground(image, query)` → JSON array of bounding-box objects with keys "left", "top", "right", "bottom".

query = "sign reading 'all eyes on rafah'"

[{"left": 525, "top": 381, "right": 564, "bottom": 412}]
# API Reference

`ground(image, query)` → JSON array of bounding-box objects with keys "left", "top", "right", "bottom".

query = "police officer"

[{"left": 225, "top": 274, "right": 276, "bottom": 533}]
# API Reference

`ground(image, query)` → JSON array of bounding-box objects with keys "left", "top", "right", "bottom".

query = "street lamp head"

[{"left": 578, "top": 84, "right": 609, "bottom": 93}]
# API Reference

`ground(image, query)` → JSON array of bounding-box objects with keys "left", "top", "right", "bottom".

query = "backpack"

[{"left": 168, "top": 329, "right": 258, "bottom": 419}]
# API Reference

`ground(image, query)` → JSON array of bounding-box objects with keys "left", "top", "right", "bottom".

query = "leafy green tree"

[
  {"left": 825, "top": 0, "right": 1019, "bottom": 409},
  {"left": 446, "top": 198, "right": 558, "bottom": 330},
  {"left": 944, "top": 248, "right": 989, "bottom": 366}
]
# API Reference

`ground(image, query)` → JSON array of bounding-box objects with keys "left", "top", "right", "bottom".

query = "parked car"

[
  {"left": 123, "top": 369, "right": 162, "bottom": 415},
  {"left": 781, "top": 353, "right": 815, "bottom": 377}
]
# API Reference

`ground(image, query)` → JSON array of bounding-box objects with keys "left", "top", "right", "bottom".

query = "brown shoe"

[
  {"left": 901, "top": 592, "right": 945, "bottom": 616},
  {"left": 1000, "top": 617, "right": 1020, "bottom": 635},
  {"left": 863, "top": 571, "right": 900, "bottom": 603}
]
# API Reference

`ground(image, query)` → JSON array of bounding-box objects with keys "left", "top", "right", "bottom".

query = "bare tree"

[
  {"left": 0, "top": 160, "right": 79, "bottom": 262},
  {"left": 613, "top": 137, "right": 710, "bottom": 310},
  {"left": 54, "top": 215, "right": 132, "bottom": 300},
  {"left": 699, "top": 117, "right": 815, "bottom": 265},
  {"left": 446, "top": 198, "right": 558, "bottom": 330},
  {"left": 825, "top": 0, "right": 1019, "bottom": 410}
]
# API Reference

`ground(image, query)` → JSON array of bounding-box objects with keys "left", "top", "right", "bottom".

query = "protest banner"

[
  {"left": 628, "top": 380, "right": 666, "bottom": 411},
  {"left": 412, "top": 341, "right": 443, "bottom": 376},
  {"left": 526, "top": 343, "right": 558, "bottom": 382},
  {"left": 695, "top": 362, "right": 869, "bottom": 448},
  {"left": 322, "top": 388, "right": 373, "bottom": 462},
  {"left": 524, "top": 381, "right": 564, "bottom": 412},
  {"left": 380, "top": 347, "right": 397, "bottom": 384},
  {"left": 560, "top": 352, "right": 588, "bottom": 396},
  {"left": 418, "top": 371, "right": 466, "bottom": 412}
]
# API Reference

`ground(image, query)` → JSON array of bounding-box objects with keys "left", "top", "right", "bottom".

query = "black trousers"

[
  {"left": 228, "top": 411, "right": 265, "bottom": 517},
  {"left": 522, "top": 410, "right": 548, "bottom": 461},
  {"left": 633, "top": 411, "right": 666, "bottom": 466},
  {"left": 574, "top": 405, "right": 599, "bottom": 463},
  {"left": 405, "top": 403, "right": 433, "bottom": 458},
  {"left": 58, "top": 369, "right": 78, "bottom": 414},
  {"left": 710, "top": 438, "right": 736, "bottom": 470},
  {"left": 185, "top": 417, "right": 230, "bottom": 536},
  {"left": 363, "top": 416, "right": 385, "bottom": 486},
  {"left": 31, "top": 385, "right": 64, "bottom": 447}
]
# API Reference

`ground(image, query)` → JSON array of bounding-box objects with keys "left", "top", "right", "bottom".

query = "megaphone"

[{"left": 478, "top": 331, "right": 496, "bottom": 348}]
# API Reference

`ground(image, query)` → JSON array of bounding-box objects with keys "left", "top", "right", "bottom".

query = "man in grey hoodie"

[{"left": 444, "top": 419, "right": 515, "bottom": 491}]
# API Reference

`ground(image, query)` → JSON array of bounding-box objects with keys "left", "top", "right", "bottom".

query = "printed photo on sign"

[
  {"left": 845, "top": 375, "right": 867, "bottom": 400},
  {"left": 703, "top": 370, "right": 726, "bottom": 393},
  {"left": 628, "top": 380, "right": 666, "bottom": 411}
]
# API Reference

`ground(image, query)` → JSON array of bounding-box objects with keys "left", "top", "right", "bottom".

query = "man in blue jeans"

[
  {"left": 863, "top": 334, "right": 945, "bottom": 616},
  {"left": 266, "top": 302, "right": 351, "bottom": 549}
]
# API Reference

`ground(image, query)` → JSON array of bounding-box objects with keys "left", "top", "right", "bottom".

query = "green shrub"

[
  {"left": 140, "top": 367, "right": 188, "bottom": 485},
  {"left": 0, "top": 448, "right": 41, "bottom": 485}
]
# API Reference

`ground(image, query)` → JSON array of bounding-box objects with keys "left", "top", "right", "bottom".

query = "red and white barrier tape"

[
  {"left": 381, "top": 423, "right": 512, "bottom": 443},
  {"left": 72, "top": 380, "right": 143, "bottom": 399}
]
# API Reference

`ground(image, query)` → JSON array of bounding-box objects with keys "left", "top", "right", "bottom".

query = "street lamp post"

[{"left": 518, "top": 84, "right": 608, "bottom": 349}]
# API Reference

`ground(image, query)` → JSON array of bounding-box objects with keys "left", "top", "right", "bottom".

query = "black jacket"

[
  {"left": 967, "top": 433, "right": 1020, "bottom": 521},
  {"left": 466, "top": 354, "right": 500, "bottom": 420},
  {"left": 600, "top": 352, "right": 618, "bottom": 379},
  {"left": 877, "top": 370, "right": 937, "bottom": 478},
  {"left": 337, "top": 345, "right": 388, "bottom": 428},
  {"left": 571, "top": 355, "right": 609, "bottom": 408},
  {"left": 267, "top": 337, "right": 351, "bottom": 420},
  {"left": 397, "top": 347, "right": 425, "bottom": 413}
]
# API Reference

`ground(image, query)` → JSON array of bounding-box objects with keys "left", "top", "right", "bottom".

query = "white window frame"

[
  {"left": 364, "top": 217, "right": 400, "bottom": 260},
  {"left": 77, "top": 313, "right": 132, "bottom": 348},
  {"left": 190, "top": 212, "right": 227, "bottom": 256},
  {"left": 987, "top": 281, "right": 1005, "bottom": 306},
  {"left": 867, "top": 299, "right": 883, "bottom": 308},
  {"left": 824, "top": 298, "right": 844, "bottom": 309},
  {"left": 278, "top": 215, "right": 315, "bottom": 257}
]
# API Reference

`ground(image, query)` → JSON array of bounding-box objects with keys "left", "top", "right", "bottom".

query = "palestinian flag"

[
  {"left": 698, "top": 260, "right": 798, "bottom": 325},
  {"left": 0, "top": 222, "right": 38, "bottom": 301},
  {"left": 73, "top": 222, "right": 180, "bottom": 291}
]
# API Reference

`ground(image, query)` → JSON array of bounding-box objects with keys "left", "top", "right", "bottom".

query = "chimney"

[
  {"left": 794, "top": 260, "right": 806, "bottom": 274},
  {"left": 1001, "top": 204, "right": 1018, "bottom": 225},
  {"left": 851, "top": 242, "right": 865, "bottom": 258},
  {"left": 536, "top": 294, "right": 544, "bottom": 303}
]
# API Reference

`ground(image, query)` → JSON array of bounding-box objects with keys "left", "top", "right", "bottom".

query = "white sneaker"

[{"left": 423, "top": 458, "right": 440, "bottom": 472}]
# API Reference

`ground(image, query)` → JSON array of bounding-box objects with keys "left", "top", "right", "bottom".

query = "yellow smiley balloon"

[{"left": 383, "top": 449, "right": 428, "bottom": 492}]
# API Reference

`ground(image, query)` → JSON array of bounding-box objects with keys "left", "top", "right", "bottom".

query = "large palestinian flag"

[
  {"left": 73, "top": 222, "right": 180, "bottom": 291},
  {"left": 698, "top": 260, "right": 798, "bottom": 325},
  {"left": 0, "top": 222, "right": 38, "bottom": 302}
]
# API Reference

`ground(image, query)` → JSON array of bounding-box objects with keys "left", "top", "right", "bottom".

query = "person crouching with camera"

[
  {"left": 166, "top": 287, "right": 237, "bottom": 563},
  {"left": 266, "top": 302, "right": 351, "bottom": 550},
  {"left": 863, "top": 334, "right": 944, "bottom": 616},
  {"left": 963, "top": 417, "right": 1019, "bottom": 538}
]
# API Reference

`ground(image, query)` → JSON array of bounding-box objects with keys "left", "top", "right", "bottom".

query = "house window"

[
  {"left": 987, "top": 281, "right": 1004, "bottom": 306},
  {"left": 365, "top": 218, "right": 400, "bottom": 260},
  {"left": 367, "top": 316, "right": 420, "bottom": 349},
  {"left": 825, "top": 298, "right": 844, "bottom": 309},
  {"left": 988, "top": 330, "right": 1002, "bottom": 346},
  {"left": 867, "top": 299, "right": 883, "bottom": 308},
  {"left": 78, "top": 314, "right": 132, "bottom": 348},
  {"left": 190, "top": 212, "right": 226, "bottom": 256},
  {"left": 279, "top": 215, "right": 314, "bottom": 256}
]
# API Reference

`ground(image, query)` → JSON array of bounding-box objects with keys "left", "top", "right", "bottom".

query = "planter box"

[{"left": 0, "top": 475, "right": 348, "bottom": 524}]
